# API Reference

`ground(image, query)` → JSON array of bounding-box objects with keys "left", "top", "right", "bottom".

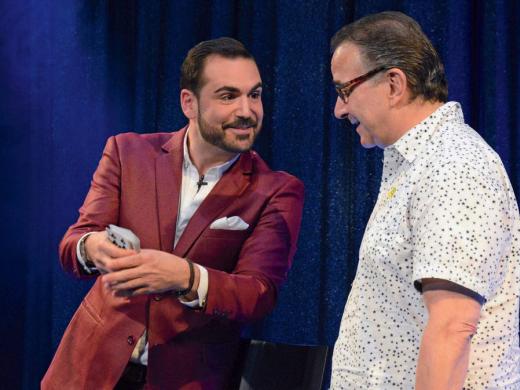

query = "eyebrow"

[
  {"left": 214, "top": 82, "right": 263, "bottom": 94},
  {"left": 249, "top": 82, "right": 263, "bottom": 93}
]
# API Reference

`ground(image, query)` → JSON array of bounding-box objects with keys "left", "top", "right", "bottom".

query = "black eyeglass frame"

[{"left": 334, "top": 66, "right": 389, "bottom": 103}]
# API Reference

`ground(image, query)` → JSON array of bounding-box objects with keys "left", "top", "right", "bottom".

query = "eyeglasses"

[{"left": 334, "top": 66, "right": 389, "bottom": 104}]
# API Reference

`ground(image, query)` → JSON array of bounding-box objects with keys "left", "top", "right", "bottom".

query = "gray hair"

[{"left": 331, "top": 11, "right": 448, "bottom": 102}]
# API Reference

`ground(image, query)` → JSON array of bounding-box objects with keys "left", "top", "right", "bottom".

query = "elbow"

[
  {"left": 245, "top": 279, "right": 278, "bottom": 322},
  {"left": 58, "top": 234, "right": 91, "bottom": 279},
  {"left": 448, "top": 319, "right": 478, "bottom": 341},
  {"left": 428, "top": 315, "right": 480, "bottom": 344},
  {"left": 58, "top": 237, "right": 74, "bottom": 273}
]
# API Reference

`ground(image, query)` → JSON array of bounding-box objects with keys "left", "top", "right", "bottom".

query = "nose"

[
  {"left": 334, "top": 96, "right": 348, "bottom": 119},
  {"left": 236, "top": 96, "right": 253, "bottom": 117}
]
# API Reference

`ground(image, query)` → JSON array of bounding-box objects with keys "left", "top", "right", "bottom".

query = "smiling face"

[
  {"left": 189, "top": 55, "right": 263, "bottom": 154},
  {"left": 331, "top": 42, "right": 392, "bottom": 149}
]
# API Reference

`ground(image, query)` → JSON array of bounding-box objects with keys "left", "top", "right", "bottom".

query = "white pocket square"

[{"left": 210, "top": 216, "right": 249, "bottom": 231}]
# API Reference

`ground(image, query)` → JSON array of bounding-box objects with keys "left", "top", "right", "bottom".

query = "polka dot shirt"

[{"left": 331, "top": 102, "right": 520, "bottom": 389}]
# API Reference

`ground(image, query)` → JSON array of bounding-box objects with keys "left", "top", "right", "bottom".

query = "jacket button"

[
  {"left": 153, "top": 295, "right": 162, "bottom": 301},
  {"left": 127, "top": 335, "right": 135, "bottom": 345}
]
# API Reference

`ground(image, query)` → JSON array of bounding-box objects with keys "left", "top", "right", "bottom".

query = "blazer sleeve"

[
  {"left": 58, "top": 136, "right": 121, "bottom": 279},
  {"left": 203, "top": 176, "right": 304, "bottom": 323}
]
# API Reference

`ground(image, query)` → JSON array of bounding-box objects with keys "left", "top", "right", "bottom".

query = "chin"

[
  {"left": 360, "top": 143, "right": 377, "bottom": 149},
  {"left": 221, "top": 139, "right": 254, "bottom": 153},
  {"left": 359, "top": 137, "right": 377, "bottom": 149},
  {"left": 228, "top": 133, "right": 257, "bottom": 152},
  {"left": 233, "top": 142, "right": 254, "bottom": 152}
]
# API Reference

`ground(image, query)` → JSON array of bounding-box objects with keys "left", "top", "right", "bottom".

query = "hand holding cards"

[
  {"left": 106, "top": 224, "right": 141, "bottom": 252},
  {"left": 101, "top": 227, "right": 195, "bottom": 297}
]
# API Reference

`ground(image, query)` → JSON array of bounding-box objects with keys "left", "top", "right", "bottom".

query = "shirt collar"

[
  {"left": 388, "top": 101, "right": 464, "bottom": 163},
  {"left": 182, "top": 127, "right": 240, "bottom": 178}
]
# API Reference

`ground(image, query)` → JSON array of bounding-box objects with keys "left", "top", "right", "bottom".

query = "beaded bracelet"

[{"left": 173, "top": 258, "right": 195, "bottom": 297}]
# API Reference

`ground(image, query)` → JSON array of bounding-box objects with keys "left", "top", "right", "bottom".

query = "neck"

[
  {"left": 186, "top": 123, "right": 237, "bottom": 175},
  {"left": 385, "top": 99, "right": 444, "bottom": 146}
]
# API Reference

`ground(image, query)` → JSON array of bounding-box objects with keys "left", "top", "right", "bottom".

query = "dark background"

[{"left": 1, "top": 0, "right": 519, "bottom": 388}]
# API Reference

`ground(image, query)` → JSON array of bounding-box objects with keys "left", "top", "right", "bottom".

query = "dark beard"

[{"left": 197, "top": 111, "right": 259, "bottom": 153}]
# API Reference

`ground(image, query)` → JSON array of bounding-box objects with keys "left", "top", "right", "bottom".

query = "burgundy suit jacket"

[{"left": 42, "top": 128, "right": 304, "bottom": 389}]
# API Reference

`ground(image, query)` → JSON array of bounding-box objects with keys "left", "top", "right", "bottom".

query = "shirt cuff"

[
  {"left": 179, "top": 264, "right": 208, "bottom": 308},
  {"left": 76, "top": 232, "right": 98, "bottom": 274},
  {"left": 416, "top": 278, "right": 486, "bottom": 305}
]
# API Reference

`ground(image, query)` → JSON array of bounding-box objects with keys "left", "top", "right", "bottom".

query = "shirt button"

[
  {"left": 127, "top": 335, "right": 135, "bottom": 345},
  {"left": 153, "top": 295, "right": 162, "bottom": 301}
]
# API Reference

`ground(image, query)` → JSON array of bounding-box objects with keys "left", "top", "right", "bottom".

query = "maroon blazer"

[{"left": 42, "top": 128, "right": 304, "bottom": 389}]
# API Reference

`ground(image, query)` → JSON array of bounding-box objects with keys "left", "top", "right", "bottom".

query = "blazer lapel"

[
  {"left": 155, "top": 128, "right": 186, "bottom": 253},
  {"left": 173, "top": 152, "right": 253, "bottom": 257}
]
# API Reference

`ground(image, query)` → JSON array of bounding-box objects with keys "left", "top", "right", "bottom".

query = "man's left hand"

[{"left": 101, "top": 249, "right": 198, "bottom": 297}]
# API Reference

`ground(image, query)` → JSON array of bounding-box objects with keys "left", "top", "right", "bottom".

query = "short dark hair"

[
  {"left": 180, "top": 37, "right": 255, "bottom": 96},
  {"left": 331, "top": 11, "right": 448, "bottom": 102}
]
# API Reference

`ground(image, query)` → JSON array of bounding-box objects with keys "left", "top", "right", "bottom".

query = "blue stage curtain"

[{"left": 2, "top": 1, "right": 519, "bottom": 388}]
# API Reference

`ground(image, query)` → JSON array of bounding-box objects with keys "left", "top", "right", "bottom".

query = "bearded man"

[{"left": 43, "top": 37, "right": 304, "bottom": 390}]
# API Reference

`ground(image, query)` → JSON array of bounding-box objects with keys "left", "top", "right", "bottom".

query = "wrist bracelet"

[
  {"left": 174, "top": 258, "right": 195, "bottom": 297},
  {"left": 79, "top": 234, "right": 96, "bottom": 268}
]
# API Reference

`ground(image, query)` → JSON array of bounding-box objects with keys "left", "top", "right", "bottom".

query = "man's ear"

[
  {"left": 180, "top": 89, "right": 198, "bottom": 119},
  {"left": 386, "top": 68, "right": 408, "bottom": 106}
]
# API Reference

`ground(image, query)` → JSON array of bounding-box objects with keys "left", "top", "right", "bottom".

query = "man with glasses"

[{"left": 330, "top": 12, "right": 519, "bottom": 389}]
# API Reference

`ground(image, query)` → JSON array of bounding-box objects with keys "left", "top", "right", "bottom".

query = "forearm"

[
  {"left": 415, "top": 320, "right": 475, "bottom": 389},
  {"left": 200, "top": 267, "right": 277, "bottom": 322}
]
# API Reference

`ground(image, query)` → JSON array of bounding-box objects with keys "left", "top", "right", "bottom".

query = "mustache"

[{"left": 223, "top": 117, "right": 257, "bottom": 130}]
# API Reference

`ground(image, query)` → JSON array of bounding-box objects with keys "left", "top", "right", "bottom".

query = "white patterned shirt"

[{"left": 331, "top": 102, "right": 520, "bottom": 389}]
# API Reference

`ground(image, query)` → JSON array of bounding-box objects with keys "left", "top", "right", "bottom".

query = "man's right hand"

[{"left": 84, "top": 231, "right": 136, "bottom": 274}]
